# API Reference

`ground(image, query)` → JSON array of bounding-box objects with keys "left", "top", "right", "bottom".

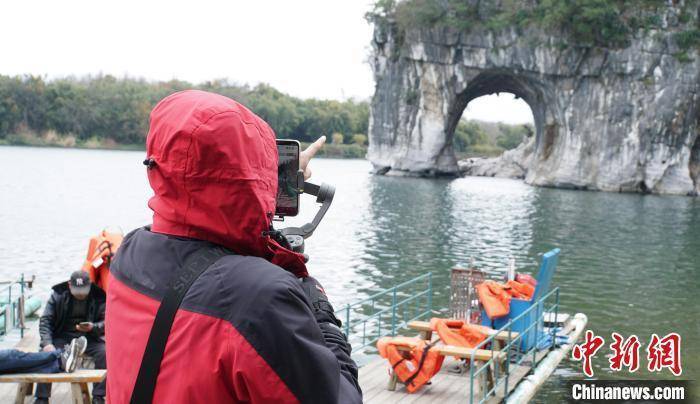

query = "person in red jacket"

[{"left": 106, "top": 90, "right": 361, "bottom": 403}]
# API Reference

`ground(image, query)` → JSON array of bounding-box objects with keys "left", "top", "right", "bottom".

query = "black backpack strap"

[{"left": 130, "top": 246, "right": 229, "bottom": 404}]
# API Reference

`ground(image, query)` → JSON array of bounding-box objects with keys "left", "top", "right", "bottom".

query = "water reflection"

[{"left": 353, "top": 176, "right": 539, "bottom": 311}]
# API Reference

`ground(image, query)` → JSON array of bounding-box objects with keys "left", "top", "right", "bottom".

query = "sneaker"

[
  {"left": 74, "top": 336, "right": 88, "bottom": 356},
  {"left": 60, "top": 337, "right": 85, "bottom": 373}
]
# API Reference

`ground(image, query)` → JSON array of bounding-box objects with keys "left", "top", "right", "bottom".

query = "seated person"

[
  {"left": 0, "top": 336, "right": 87, "bottom": 374},
  {"left": 35, "top": 271, "right": 106, "bottom": 404}
]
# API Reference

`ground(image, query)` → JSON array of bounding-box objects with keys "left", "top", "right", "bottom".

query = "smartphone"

[{"left": 275, "top": 139, "right": 301, "bottom": 217}]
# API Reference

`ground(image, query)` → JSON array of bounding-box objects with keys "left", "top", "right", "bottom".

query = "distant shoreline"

[{"left": 0, "top": 135, "right": 368, "bottom": 159}]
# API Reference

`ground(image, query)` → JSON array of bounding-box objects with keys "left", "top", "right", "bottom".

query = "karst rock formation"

[{"left": 368, "top": 3, "right": 700, "bottom": 195}]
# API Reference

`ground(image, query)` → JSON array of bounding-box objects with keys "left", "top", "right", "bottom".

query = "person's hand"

[
  {"left": 76, "top": 322, "right": 94, "bottom": 332},
  {"left": 300, "top": 136, "right": 326, "bottom": 180},
  {"left": 42, "top": 344, "right": 56, "bottom": 352}
]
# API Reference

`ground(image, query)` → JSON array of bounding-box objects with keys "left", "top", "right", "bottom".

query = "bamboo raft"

[{"left": 359, "top": 313, "right": 587, "bottom": 403}]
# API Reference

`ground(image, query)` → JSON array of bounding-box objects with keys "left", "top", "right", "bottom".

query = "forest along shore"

[
  {"left": 0, "top": 75, "right": 532, "bottom": 160},
  {"left": 0, "top": 137, "right": 368, "bottom": 159}
]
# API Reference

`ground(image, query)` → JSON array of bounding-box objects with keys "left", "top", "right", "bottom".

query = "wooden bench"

[
  {"left": 395, "top": 343, "right": 506, "bottom": 362},
  {"left": 387, "top": 341, "right": 506, "bottom": 393},
  {"left": 0, "top": 369, "right": 106, "bottom": 404},
  {"left": 407, "top": 320, "right": 521, "bottom": 345}
]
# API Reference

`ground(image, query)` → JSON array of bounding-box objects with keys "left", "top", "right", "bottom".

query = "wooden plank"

[
  {"left": 0, "top": 369, "right": 106, "bottom": 384},
  {"left": 79, "top": 383, "right": 90, "bottom": 402},
  {"left": 393, "top": 359, "right": 464, "bottom": 404},
  {"left": 407, "top": 321, "right": 520, "bottom": 341},
  {"left": 365, "top": 358, "right": 481, "bottom": 404},
  {"left": 14, "top": 382, "right": 30, "bottom": 404},
  {"left": 359, "top": 360, "right": 396, "bottom": 402},
  {"left": 484, "top": 364, "right": 531, "bottom": 404},
  {"left": 70, "top": 382, "right": 86, "bottom": 404},
  {"left": 395, "top": 344, "right": 505, "bottom": 362}
]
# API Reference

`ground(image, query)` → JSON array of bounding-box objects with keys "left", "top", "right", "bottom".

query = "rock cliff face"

[{"left": 368, "top": 6, "right": 700, "bottom": 195}]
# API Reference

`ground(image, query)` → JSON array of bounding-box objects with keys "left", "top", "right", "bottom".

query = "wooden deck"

[
  {"left": 0, "top": 321, "right": 101, "bottom": 404},
  {"left": 359, "top": 356, "right": 535, "bottom": 404},
  {"left": 359, "top": 313, "right": 578, "bottom": 403}
]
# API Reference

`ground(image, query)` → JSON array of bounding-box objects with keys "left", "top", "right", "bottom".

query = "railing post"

[
  {"left": 427, "top": 272, "right": 432, "bottom": 316},
  {"left": 345, "top": 305, "right": 350, "bottom": 338},
  {"left": 552, "top": 288, "right": 559, "bottom": 351},
  {"left": 19, "top": 274, "right": 24, "bottom": 338},
  {"left": 391, "top": 287, "right": 397, "bottom": 336},
  {"left": 4, "top": 305, "right": 10, "bottom": 335},
  {"left": 505, "top": 321, "right": 512, "bottom": 397},
  {"left": 533, "top": 298, "right": 541, "bottom": 366},
  {"left": 7, "top": 283, "right": 12, "bottom": 335}
]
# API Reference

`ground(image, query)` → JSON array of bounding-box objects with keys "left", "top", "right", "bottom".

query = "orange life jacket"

[
  {"left": 477, "top": 280, "right": 536, "bottom": 319},
  {"left": 504, "top": 280, "right": 535, "bottom": 300},
  {"left": 476, "top": 281, "right": 512, "bottom": 319},
  {"left": 377, "top": 337, "right": 445, "bottom": 393},
  {"left": 429, "top": 318, "right": 490, "bottom": 349},
  {"left": 515, "top": 273, "right": 537, "bottom": 288},
  {"left": 81, "top": 230, "right": 123, "bottom": 292}
]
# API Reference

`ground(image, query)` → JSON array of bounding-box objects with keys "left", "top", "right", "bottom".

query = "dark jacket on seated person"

[{"left": 39, "top": 281, "right": 105, "bottom": 348}]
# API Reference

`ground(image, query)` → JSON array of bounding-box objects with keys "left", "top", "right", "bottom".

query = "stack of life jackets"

[
  {"left": 476, "top": 280, "right": 535, "bottom": 319},
  {"left": 377, "top": 318, "right": 493, "bottom": 393},
  {"left": 81, "top": 230, "right": 123, "bottom": 292},
  {"left": 377, "top": 337, "right": 444, "bottom": 393}
]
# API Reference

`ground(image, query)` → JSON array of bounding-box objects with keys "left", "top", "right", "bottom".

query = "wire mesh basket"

[{"left": 450, "top": 267, "right": 485, "bottom": 324}]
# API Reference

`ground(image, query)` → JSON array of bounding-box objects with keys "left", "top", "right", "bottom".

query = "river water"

[{"left": 0, "top": 146, "right": 698, "bottom": 401}]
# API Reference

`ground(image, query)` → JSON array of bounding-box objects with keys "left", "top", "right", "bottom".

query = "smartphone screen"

[{"left": 276, "top": 139, "right": 300, "bottom": 216}]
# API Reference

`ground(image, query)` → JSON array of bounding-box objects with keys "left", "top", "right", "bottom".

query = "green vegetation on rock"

[{"left": 369, "top": 0, "right": 699, "bottom": 54}]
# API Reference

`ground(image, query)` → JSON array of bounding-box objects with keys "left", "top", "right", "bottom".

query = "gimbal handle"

[{"left": 280, "top": 181, "right": 335, "bottom": 240}]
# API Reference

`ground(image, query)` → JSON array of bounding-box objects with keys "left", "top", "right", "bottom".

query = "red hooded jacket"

[
  {"left": 106, "top": 90, "right": 361, "bottom": 403},
  {"left": 146, "top": 89, "right": 307, "bottom": 276}
]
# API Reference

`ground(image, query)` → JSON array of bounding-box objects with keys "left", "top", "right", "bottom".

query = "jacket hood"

[
  {"left": 145, "top": 90, "right": 307, "bottom": 276},
  {"left": 52, "top": 280, "right": 106, "bottom": 301}
]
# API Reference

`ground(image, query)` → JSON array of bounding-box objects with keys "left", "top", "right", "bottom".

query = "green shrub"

[
  {"left": 331, "top": 132, "right": 345, "bottom": 144},
  {"left": 352, "top": 134, "right": 368, "bottom": 145}
]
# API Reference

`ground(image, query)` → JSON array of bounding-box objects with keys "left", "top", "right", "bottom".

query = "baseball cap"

[{"left": 69, "top": 271, "right": 91, "bottom": 293}]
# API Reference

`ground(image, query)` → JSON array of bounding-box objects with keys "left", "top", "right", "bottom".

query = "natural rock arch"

[
  {"left": 447, "top": 71, "right": 548, "bottom": 159},
  {"left": 367, "top": 13, "right": 700, "bottom": 195}
]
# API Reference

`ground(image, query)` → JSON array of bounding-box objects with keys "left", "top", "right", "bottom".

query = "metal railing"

[
  {"left": 0, "top": 274, "right": 33, "bottom": 338},
  {"left": 468, "top": 287, "right": 561, "bottom": 404},
  {"left": 338, "top": 273, "right": 433, "bottom": 353}
]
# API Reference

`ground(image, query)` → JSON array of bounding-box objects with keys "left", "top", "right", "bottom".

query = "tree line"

[
  {"left": 0, "top": 75, "right": 369, "bottom": 147},
  {"left": 454, "top": 119, "right": 533, "bottom": 157},
  {"left": 0, "top": 74, "right": 531, "bottom": 158}
]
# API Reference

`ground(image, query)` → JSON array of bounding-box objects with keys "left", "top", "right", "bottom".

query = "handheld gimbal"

[{"left": 272, "top": 170, "right": 335, "bottom": 261}]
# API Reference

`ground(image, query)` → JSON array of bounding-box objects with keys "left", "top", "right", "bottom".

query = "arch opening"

[{"left": 448, "top": 72, "right": 541, "bottom": 159}]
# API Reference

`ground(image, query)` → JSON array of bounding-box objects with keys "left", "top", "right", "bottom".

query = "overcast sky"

[{"left": 0, "top": 0, "right": 533, "bottom": 124}]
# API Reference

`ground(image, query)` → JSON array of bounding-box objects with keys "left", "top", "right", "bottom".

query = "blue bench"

[{"left": 481, "top": 248, "right": 560, "bottom": 350}]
